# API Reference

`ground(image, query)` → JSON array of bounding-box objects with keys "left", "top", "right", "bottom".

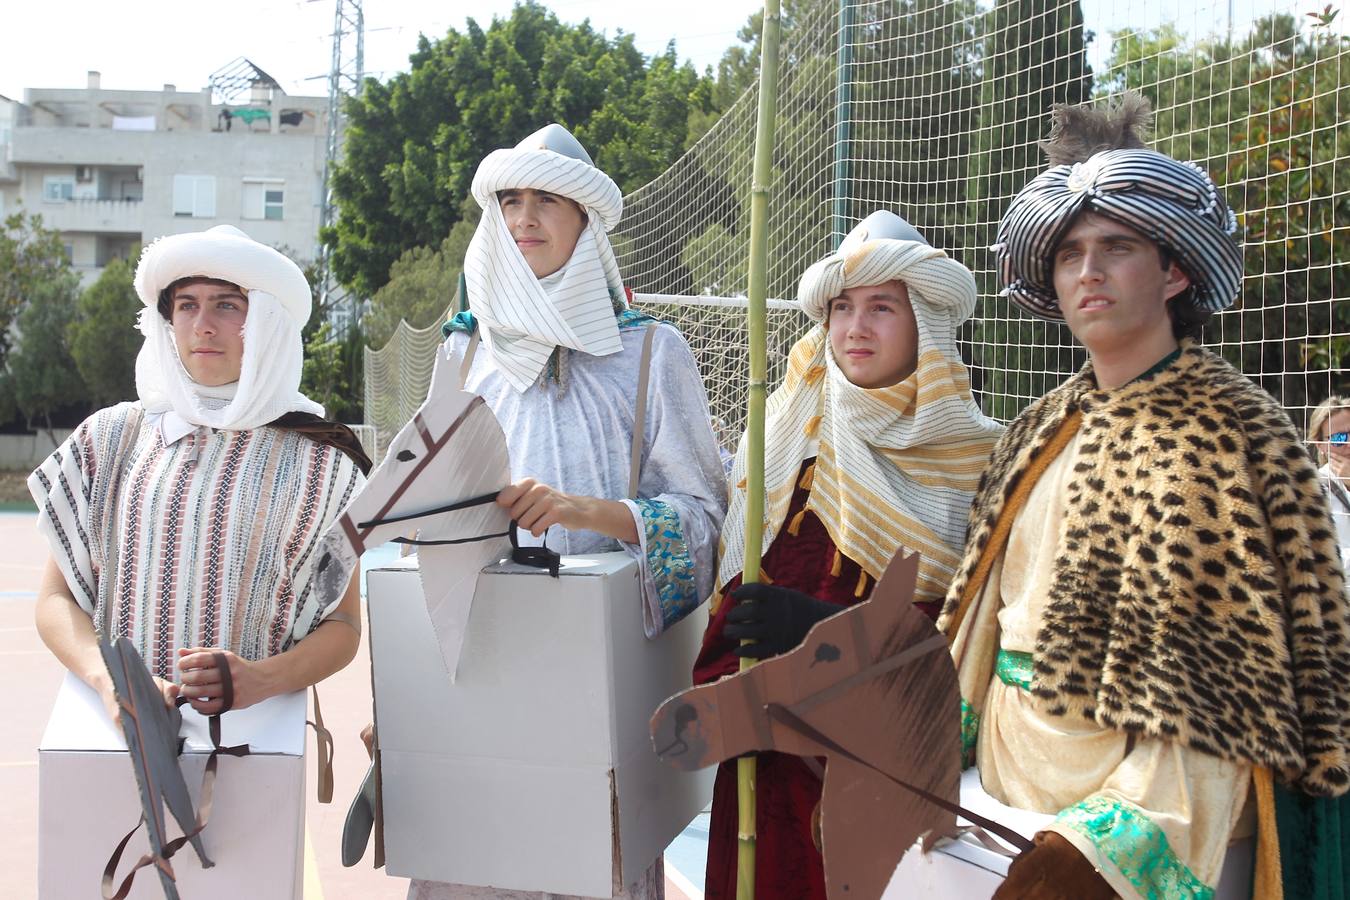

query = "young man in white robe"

[
  {"left": 31, "top": 225, "right": 369, "bottom": 724},
  {"left": 393, "top": 123, "right": 727, "bottom": 900},
  {"left": 938, "top": 95, "right": 1350, "bottom": 900}
]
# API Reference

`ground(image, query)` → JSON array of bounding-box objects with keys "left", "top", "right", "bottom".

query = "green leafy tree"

[
  {"left": 328, "top": 1, "right": 725, "bottom": 297},
  {"left": 4, "top": 275, "right": 87, "bottom": 443},
  {"left": 0, "top": 210, "right": 74, "bottom": 363},
  {"left": 1099, "top": 13, "right": 1350, "bottom": 407},
  {"left": 364, "top": 199, "right": 479, "bottom": 348},
  {"left": 68, "top": 255, "right": 142, "bottom": 408},
  {"left": 962, "top": 0, "right": 1094, "bottom": 420},
  {"left": 664, "top": 0, "right": 985, "bottom": 301},
  {"left": 301, "top": 320, "right": 364, "bottom": 423}
]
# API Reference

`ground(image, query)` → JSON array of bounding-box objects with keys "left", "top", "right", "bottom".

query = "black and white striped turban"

[{"left": 994, "top": 148, "right": 1243, "bottom": 321}]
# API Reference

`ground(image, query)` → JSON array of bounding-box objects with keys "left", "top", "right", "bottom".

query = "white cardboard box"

[
  {"left": 884, "top": 769, "right": 1253, "bottom": 898},
  {"left": 368, "top": 552, "right": 714, "bottom": 897},
  {"left": 38, "top": 672, "right": 307, "bottom": 900}
]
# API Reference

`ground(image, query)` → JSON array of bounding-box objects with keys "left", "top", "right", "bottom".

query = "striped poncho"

[{"left": 30, "top": 402, "right": 364, "bottom": 678}]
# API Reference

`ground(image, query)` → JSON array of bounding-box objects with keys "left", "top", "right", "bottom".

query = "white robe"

[
  {"left": 450, "top": 318, "right": 726, "bottom": 638},
  {"left": 409, "top": 317, "right": 726, "bottom": 900}
]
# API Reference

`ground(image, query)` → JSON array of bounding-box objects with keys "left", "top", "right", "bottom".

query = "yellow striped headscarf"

[{"left": 718, "top": 212, "right": 1003, "bottom": 604}]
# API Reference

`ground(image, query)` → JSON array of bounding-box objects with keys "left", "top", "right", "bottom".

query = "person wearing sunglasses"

[
  {"left": 939, "top": 94, "right": 1350, "bottom": 900},
  {"left": 1309, "top": 395, "right": 1350, "bottom": 566}
]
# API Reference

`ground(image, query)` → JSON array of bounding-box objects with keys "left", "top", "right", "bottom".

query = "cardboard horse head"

[
  {"left": 99, "top": 638, "right": 249, "bottom": 900},
  {"left": 316, "top": 344, "right": 513, "bottom": 679},
  {"left": 650, "top": 552, "right": 962, "bottom": 899}
]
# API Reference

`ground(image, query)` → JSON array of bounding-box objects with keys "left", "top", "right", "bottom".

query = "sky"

[
  {"left": 4, "top": 0, "right": 1341, "bottom": 102},
  {"left": 0, "top": 0, "right": 765, "bottom": 101}
]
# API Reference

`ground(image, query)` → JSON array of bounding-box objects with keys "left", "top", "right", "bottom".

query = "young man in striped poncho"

[
  {"left": 693, "top": 210, "right": 1004, "bottom": 899},
  {"left": 938, "top": 95, "right": 1350, "bottom": 899},
  {"left": 31, "top": 226, "right": 369, "bottom": 725}
]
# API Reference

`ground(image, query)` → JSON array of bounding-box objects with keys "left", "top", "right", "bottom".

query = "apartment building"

[{"left": 0, "top": 70, "right": 329, "bottom": 283}]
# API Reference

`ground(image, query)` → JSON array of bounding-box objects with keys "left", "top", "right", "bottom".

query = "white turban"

[
  {"left": 463, "top": 123, "right": 627, "bottom": 392},
  {"left": 132, "top": 225, "right": 323, "bottom": 430},
  {"left": 797, "top": 210, "right": 978, "bottom": 328}
]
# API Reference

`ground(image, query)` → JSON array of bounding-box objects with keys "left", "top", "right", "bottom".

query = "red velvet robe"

[{"left": 693, "top": 459, "right": 940, "bottom": 899}]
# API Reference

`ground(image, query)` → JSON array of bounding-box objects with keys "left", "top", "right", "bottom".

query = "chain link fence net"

[{"left": 366, "top": 0, "right": 1348, "bottom": 458}]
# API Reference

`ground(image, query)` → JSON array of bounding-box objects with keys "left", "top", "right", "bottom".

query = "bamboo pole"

[
  {"left": 832, "top": 0, "right": 855, "bottom": 249},
  {"left": 737, "top": 3, "right": 782, "bottom": 898}
]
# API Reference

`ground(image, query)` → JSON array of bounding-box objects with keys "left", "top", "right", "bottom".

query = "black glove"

[{"left": 724, "top": 583, "right": 843, "bottom": 660}]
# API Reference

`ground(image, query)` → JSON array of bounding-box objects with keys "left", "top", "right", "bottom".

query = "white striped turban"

[
  {"left": 464, "top": 124, "right": 627, "bottom": 392},
  {"left": 994, "top": 148, "right": 1243, "bottom": 321}
]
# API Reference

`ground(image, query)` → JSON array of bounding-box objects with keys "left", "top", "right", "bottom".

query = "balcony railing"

[{"left": 37, "top": 198, "right": 142, "bottom": 233}]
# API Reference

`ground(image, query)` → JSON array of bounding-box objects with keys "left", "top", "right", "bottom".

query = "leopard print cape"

[{"left": 938, "top": 341, "right": 1350, "bottom": 796}]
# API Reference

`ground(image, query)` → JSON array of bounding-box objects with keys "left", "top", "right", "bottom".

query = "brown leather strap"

[
  {"left": 764, "top": 703, "right": 1033, "bottom": 854},
  {"left": 308, "top": 684, "right": 335, "bottom": 804},
  {"left": 101, "top": 815, "right": 160, "bottom": 900},
  {"left": 629, "top": 324, "right": 658, "bottom": 499},
  {"left": 459, "top": 329, "right": 482, "bottom": 389},
  {"left": 212, "top": 651, "right": 234, "bottom": 714},
  {"left": 268, "top": 412, "right": 374, "bottom": 475},
  {"left": 102, "top": 714, "right": 249, "bottom": 899}
]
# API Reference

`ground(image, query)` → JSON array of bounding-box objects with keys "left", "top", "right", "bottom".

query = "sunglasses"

[{"left": 1325, "top": 432, "right": 1349, "bottom": 444}]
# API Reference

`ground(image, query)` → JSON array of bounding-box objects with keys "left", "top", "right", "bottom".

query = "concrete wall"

[{"left": 0, "top": 430, "right": 72, "bottom": 470}]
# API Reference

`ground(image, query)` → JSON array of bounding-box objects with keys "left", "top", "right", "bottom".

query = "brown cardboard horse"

[{"left": 650, "top": 552, "right": 964, "bottom": 899}]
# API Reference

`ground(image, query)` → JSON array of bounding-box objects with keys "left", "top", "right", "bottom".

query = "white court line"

[
  {"left": 666, "top": 859, "right": 704, "bottom": 900},
  {"left": 303, "top": 829, "right": 325, "bottom": 900}
]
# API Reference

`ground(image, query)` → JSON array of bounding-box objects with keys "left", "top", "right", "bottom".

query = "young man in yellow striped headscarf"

[{"left": 693, "top": 210, "right": 1003, "bottom": 899}]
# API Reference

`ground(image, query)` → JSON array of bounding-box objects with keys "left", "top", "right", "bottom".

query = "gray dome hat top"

[{"left": 845, "top": 210, "right": 929, "bottom": 246}]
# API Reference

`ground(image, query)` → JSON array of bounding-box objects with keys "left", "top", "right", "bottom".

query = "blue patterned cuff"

[
  {"left": 1055, "top": 795, "right": 1214, "bottom": 900},
  {"left": 635, "top": 498, "right": 700, "bottom": 629}
]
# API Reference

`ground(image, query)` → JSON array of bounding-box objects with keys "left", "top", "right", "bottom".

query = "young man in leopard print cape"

[{"left": 937, "top": 93, "right": 1350, "bottom": 900}]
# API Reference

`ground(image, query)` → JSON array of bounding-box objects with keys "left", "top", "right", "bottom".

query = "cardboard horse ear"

[
  {"left": 650, "top": 552, "right": 964, "bottom": 900},
  {"left": 99, "top": 638, "right": 249, "bottom": 900}
]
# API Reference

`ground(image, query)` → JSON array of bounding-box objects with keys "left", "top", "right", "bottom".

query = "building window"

[
  {"left": 43, "top": 176, "right": 75, "bottom": 202},
  {"left": 242, "top": 179, "right": 285, "bottom": 221},
  {"left": 172, "top": 174, "right": 216, "bottom": 218}
]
